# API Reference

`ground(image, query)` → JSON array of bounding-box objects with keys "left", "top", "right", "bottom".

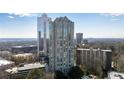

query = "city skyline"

[
  {"left": 0, "top": 13, "right": 124, "bottom": 38},
  {"left": 0, "top": 13, "right": 124, "bottom": 79}
]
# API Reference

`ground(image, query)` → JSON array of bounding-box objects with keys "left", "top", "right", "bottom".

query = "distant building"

[
  {"left": 0, "top": 51, "right": 12, "bottom": 59},
  {"left": 12, "top": 53, "right": 34, "bottom": 59},
  {"left": 76, "top": 33, "right": 83, "bottom": 45},
  {"left": 11, "top": 45, "right": 37, "bottom": 53},
  {"left": 11, "top": 53, "right": 35, "bottom": 64},
  {"left": 49, "top": 16, "right": 74, "bottom": 74},
  {"left": 6, "top": 63, "right": 46, "bottom": 79},
  {"left": 13, "top": 53, "right": 33, "bottom": 57},
  {"left": 37, "top": 14, "right": 51, "bottom": 56},
  {"left": 76, "top": 48, "right": 112, "bottom": 71}
]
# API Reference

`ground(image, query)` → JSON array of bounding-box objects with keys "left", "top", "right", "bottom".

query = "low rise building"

[
  {"left": 11, "top": 45, "right": 37, "bottom": 53},
  {"left": 0, "top": 58, "right": 15, "bottom": 78},
  {"left": 0, "top": 51, "right": 12, "bottom": 59},
  {"left": 0, "top": 58, "right": 15, "bottom": 70},
  {"left": 13, "top": 53, "right": 33, "bottom": 57},
  {"left": 11, "top": 53, "right": 35, "bottom": 64},
  {"left": 6, "top": 63, "right": 46, "bottom": 79}
]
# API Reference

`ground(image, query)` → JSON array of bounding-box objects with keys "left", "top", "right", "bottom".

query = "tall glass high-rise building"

[
  {"left": 49, "top": 16, "right": 74, "bottom": 74},
  {"left": 37, "top": 14, "right": 51, "bottom": 56}
]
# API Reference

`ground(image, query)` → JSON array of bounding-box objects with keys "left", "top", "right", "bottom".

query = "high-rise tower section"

[
  {"left": 49, "top": 16, "right": 74, "bottom": 73},
  {"left": 37, "top": 14, "right": 51, "bottom": 57}
]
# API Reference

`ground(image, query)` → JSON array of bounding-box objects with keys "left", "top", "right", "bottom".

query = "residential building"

[
  {"left": 76, "top": 48, "right": 112, "bottom": 71},
  {"left": 49, "top": 16, "right": 74, "bottom": 74}
]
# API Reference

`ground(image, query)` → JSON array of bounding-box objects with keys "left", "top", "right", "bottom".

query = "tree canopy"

[
  {"left": 54, "top": 71, "right": 67, "bottom": 79},
  {"left": 68, "top": 66, "right": 84, "bottom": 79},
  {"left": 26, "top": 68, "right": 45, "bottom": 79}
]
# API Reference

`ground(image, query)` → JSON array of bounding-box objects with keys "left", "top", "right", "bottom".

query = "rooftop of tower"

[
  {"left": 54, "top": 16, "right": 73, "bottom": 22},
  {"left": 42, "top": 13, "right": 47, "bottom": 17},
  {"left": 37, "top": 13, "right": 48, "bottom": 18},
  {"left": 37, "top": 13, "right": 51, "bottom": 21}
]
